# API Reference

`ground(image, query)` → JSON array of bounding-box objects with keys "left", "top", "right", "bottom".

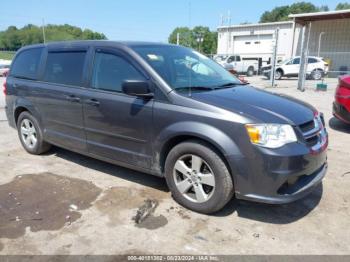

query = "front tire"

[
  {"left": 246, "top": 67, "right": 254, "bottom": 77},
  {"left": 17, "top": 111, "right": 51, "bottom": 155},
  {"left": 164, "top": 140, "right": 234, "bottom": 214},
  {"left": 275, "top": 70, "right": 282, "bottom": 80}
]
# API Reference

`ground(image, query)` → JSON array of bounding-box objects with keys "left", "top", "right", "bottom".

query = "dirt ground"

[{"left": 0, "top": 76, "right": 349, "bottom": 255}]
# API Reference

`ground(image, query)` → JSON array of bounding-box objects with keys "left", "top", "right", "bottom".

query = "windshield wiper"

[
  {"left": 174, "top": 86, "right": 215, "bottom": 91},
  {"left": 217, "top": 82, "right": 247, "bottom": 88}
]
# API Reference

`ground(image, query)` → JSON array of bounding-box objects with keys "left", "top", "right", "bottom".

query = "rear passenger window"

[
  {"left": 11, "top": 48, "right": 43, "bottom": 80},
  {"left": 91, "top": 52, "right": 145, "bottom": 93},
  {"left": 293, "top": 58, "right": 300, "bottom": 64},
  {"left": 308, "top": 58, "right": 318, "bottom": 63},
  {"left": 43, "top": 51, "right": 86, "bottom": 86}
]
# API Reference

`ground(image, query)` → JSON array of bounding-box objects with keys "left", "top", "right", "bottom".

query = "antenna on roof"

[{"left": 42, "top": 18, "right": 46, "bottom": 44}]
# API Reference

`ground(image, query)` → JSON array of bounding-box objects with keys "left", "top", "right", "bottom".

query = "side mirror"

[{"left": 122, "top": 80, "right": 153, "bottom": 98}]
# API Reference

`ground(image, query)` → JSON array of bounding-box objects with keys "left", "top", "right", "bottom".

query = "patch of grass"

[{"left": 0, "top": 51, "right": 15, "bottom": 60}]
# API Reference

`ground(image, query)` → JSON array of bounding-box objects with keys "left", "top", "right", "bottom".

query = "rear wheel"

[
  {"left": 17, "top": 111, "right": 51, "bottom": 154},
  {"left": 311, "top": 69, "right": 323, "bottom": 80},
  {"left": 164, "top": 140, "right": 234, "bottom": 214}
]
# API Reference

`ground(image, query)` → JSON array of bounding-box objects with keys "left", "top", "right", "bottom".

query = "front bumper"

[
  {"left": 236, "top": 162, "right": 327, "bottom": 204},
  {"left": 228, "top": 136, "right": 328, "bottom": 204}
]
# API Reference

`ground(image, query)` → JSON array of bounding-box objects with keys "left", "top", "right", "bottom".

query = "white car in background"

[
  {"left": 214, "top": 55, "right": 258, "bottom": 76},
  {"left": 262, "top": 56, "right": 329, "bottom": 80}
]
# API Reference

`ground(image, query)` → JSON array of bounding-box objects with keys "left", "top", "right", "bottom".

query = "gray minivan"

[{"left": 4, "top": 41, "right": 328, "bottom": 213}]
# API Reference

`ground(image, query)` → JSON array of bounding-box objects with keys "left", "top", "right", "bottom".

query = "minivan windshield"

[{"left": 132, "top": 45, "right": 242, "bottom": 92}]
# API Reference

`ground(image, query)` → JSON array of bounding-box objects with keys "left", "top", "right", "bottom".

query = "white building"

[
  {"left": 217, "top": 21, "right": 299, "bottom": 64},
  {"left": 217, "top": 10, "right": 350, "bottom": 76}
]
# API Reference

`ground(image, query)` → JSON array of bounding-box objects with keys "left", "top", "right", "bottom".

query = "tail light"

[
  {"left": 2, "top": 79, "right": 6, "bottom": 96},
  {"left": 336, "top": 76, "right": 350, "bottom": 112}
]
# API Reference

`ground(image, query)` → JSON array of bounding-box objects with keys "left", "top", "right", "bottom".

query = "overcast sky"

[{"left": 0, "top": 0, "right": 342, "bottom": 42}]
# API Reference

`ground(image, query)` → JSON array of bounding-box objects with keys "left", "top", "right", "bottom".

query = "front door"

[
  {"left": 83, "top": 48, "right": 154, "bottom": 169},
  {"left": 284, "top": 58, "right": 300, "bottom": 76}
]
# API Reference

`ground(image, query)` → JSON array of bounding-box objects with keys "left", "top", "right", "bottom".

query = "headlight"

[{"left": 245, "top": 124, "right": 297, "bottom": 148}]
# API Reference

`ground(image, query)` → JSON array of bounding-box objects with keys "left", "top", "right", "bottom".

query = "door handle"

[
  {"left": 86, "top": 98, "right": 100, "bottom": 106},
  {"left": 65, "top": 95, "right": 80, "bottom": 103}
]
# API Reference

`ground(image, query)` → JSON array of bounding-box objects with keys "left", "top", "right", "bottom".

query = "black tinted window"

[
  {"left": 293, "top": 58, "right": 300, "bottom": 64},
  {"left": 308, "top": 58, "right": 318, "bottom": 63},
  {"left": 92, "top": 52, "right": 145, "bottom": 92},
  {"left": 43, "top": 51, "right": 86, "bottom": 86},
  {"left": 227, "top": 56, "right": 234, "bottom": 63},
  {"left": 11, "top": 48, "right": 43, "bottom": 79}
]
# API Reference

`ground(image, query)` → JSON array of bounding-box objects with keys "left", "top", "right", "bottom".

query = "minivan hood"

[{"left": 190, "top": 85, "right": 315, "bottom": 125}]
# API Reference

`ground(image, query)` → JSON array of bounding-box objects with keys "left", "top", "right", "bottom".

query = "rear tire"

[
  {"left": 17, "top": 111, "right": 51, "bottom": 155},
  {"left": 164, "top": 140, "right": 234, "bottom": 214},
  {"left": 311, "top": 69, "right": 323, "bottom": 80}
]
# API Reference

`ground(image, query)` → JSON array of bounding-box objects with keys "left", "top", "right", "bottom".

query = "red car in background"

[{"left": 333, "top": 75, "right": 350, "bottom": 124}]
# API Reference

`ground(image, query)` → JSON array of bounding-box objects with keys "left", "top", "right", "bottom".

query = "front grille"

[
  {"left": 299, "top": 120, "right": 315, "bottom": 133},
  {"left": 305, "top": 134, "right": 319, "bottom": 147},
  {"left": 298, "top": 117, "right": 322, "bottom": 148}
]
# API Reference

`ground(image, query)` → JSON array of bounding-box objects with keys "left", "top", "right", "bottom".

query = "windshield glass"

[
  {"left": 280, "top": 58, "right": 292, "bottom": 65},
  {"left": 132, "top": 45, "right": 241, "bottom": 92}
]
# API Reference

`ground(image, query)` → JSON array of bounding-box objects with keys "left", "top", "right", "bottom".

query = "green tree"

[
  {"left": 259, "top": 2, "right": 327, "bottom": 23},
  {"left": 168, "top": 26, "right": 217, "bottom": 54},
  {"left": 336, "top": 2, "right": 350, "bottom": 10},
  {"left": 168, "top": 27, "right": 193, "bottom": 47},
  {"left": 0, "top": 24, "right": 107, "bottom": 50}
]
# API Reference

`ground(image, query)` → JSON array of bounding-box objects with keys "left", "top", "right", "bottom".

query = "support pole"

[
  {"left": 297, "top": 22, "right": 312, "bottom": 91},
  {"left": 270, "top": 28, "right": 279, "bottom": 87},
  {"left": 290, "top": 20, "right": 296, "bottom": 58}
]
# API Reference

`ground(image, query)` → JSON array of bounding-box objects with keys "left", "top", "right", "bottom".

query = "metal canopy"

[{"left": 289, "top": 10, "right": 350, "bottom": 25}]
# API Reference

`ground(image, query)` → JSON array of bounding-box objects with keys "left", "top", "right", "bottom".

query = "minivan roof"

[{"left": 18, "top": 40, "right": 176, "bottom": 51}]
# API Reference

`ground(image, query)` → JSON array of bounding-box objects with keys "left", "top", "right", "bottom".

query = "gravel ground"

[{"left": 0, "top": 76, "right": 349, "bottom": 255}]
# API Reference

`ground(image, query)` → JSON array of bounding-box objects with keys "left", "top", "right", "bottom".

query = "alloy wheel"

[
  {"left": 20, "top": 119, "right": 37, "bottom": 149},
  {"left": 173, "top": 154, "right": 215, "bottom": 203}
]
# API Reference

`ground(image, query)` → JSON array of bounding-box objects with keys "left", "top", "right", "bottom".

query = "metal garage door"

[{"left": 233, "top": 34, "right": 273, "bottom": 54}]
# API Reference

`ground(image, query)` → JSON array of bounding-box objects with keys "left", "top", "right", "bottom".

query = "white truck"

[{"left": 214, "top": 55, "right": 258, "bottom": 76}]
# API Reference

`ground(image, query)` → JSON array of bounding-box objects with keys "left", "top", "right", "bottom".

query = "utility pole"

[
  {"left": 224, "top": 10, "right": 231, "bottom": 55},
  {"left": 42, "top": 18, "right": 46, "bottom": 44}
]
